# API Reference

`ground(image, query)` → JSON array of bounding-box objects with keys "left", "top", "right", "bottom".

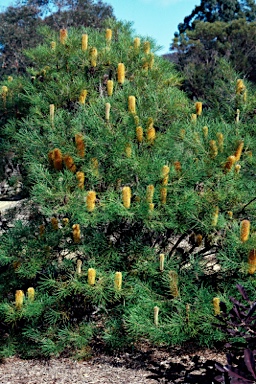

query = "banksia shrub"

[
  {"left": 27, "top": 287, "right": 35, "bottom": 302},
  {"left": 60, "top": 29, "right": 68, "bottom": 44},
  {"left": 128, "top": 96, "right": 136, "bottom": 114},
  {"left": 15, "top": 290, "right": 24, "bottom": 309},
  {"left": 248, "top": 249, "right": 256, "bottom": 274},
  {"left": 81, "top": 34, "right": 88, "bottom": 51},
  {"left": 88, "top": 268, "right": 96, "bottom": 285},
  {"left": 72, "top": 224, "right": 81, "bottom": 243},
  {"left": 107, "top": 80, "right": 113, "bottom": 96},
  {"left": 63, "top": 155, "right": 76, "bottom": 173},
  {"left": 122, "top": 186, "right": 131, "bottom": 209},
  {"left": 213, "top": 297, "right": 220, "bottom": 315},
  {"left": 117, "top": 63, "right": 125, "bottom": 84},
  {"left": 240, "top": 220, "right": 250, "bottom": 242},
  {"left": 86, "top": 191, "right": 96, "bottom": 212},
  {"left": 75, "top": 134, "right": 85, "bottom": 157},
  {"left": 114, "top": 272, "right": 122, "bottom": 290}
]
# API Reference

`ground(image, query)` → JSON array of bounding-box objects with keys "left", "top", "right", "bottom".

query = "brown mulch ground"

[{"left": 0, "top": 345, "right": 227, "bottom": 384}]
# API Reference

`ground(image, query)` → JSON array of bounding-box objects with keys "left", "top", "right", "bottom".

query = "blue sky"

[{"left": 0, "top": 0, "right": 200, "bottom": 54}]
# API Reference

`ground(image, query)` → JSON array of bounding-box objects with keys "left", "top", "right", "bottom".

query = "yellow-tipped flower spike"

[
  {"left": 191, "top": 113, "right": 197, "bottom": 123},
  {"left": 114, "top": 272, "right": 122, "bottom": 290},
  {"left": 154, "top": 306, "right": 159, "bottom": 326},
  {"left": 79, "top": 89, "right": 88, "bottom": 105},
  {"left": 50, "top": 41, "right": 56, "bottom": 50},
  {"left": 122, "top": 186, "right": 131, "bottom": 209},
  {"left": 107, "top": 80, "right": 113, "bottom": 96},
  {"left": 169, "top": 270, "right": 179, "bottom": 297},
  {"left": 248, "top": 249, "right": 256, "bottom": 274},
  {"left": 15, "top": 290, "right": 24, "bottom": 309},
  {"left": 72, "top": 224, "right": 81, "bottom": 244},
  {"left": 143, "top": 41, "right": 150, "bottom": 54},
  {"left": 90, "top": 47, "right": 98, "bottom": 67},
  {"left": 134, "top": 115, "right": 139, "bottom": 125},
  {"left": 51, "top": 217, "right": 59, "bottom": 230},
  {"left": 75, "top": 134, "right": 85, "bottom": 158},
  {"left": 82, "top": 34, "right": 88, "bottom": 51},
  {"left": 209, "top": 140, "right": 218, "bottom": 158},
  {"left": 125, "top": 143, "right": 132, "bottom": 158},
  {"left": 202, "top": 126, "right": 208, "bottom": 138},
  {"left": 148, "top": 53, "right": 154, "bottom": 69},
  {"left": 27, "top": 287, "right": 35, "bottom": 302},
  {"left": 212, "top": 207, "right": 219, "bottom": 227},
  {"left": 227, "top": 211, "right": 233, "bottom": 219},
  {"left": 77, "top": 259, "right": 82, "bottom": 275},
  {"left": 234, "top": 141, "right": 244, "bottom": 161},
  {"left": 128, "top": 95, "right": 136, "bottom": 114},
  {"left": 240, "top": 219, "right": 250, "bottom": 242},
  {"left": 136, "top": 126, "right": 143, "bottom": 143},
  {"left": 86, "top": 191, "right": 96, "bottom": 212},
  {"left": 147, "top": 118, "right": 156, "bottom": 143},
  {"left": 117, "top": 63, "right": 125, "bottom": 84},
  {"left": 105, "top": 102, "right": 111, "bottom": 121},
  {"left": 134, "top": 37, "right": 140, "bottom": 49},
  {"left": 105, "top": 28, "right": 112, "bottom": 42},
  {"left": 213, "top": 297, "right": 220, "bottom": 315},
  {"left": 160, "top": 187, "right": 167, "bottom": 204},
  {"left": 8, "top": 76, "right": 13, "bottom": 82},
  {"left": 216, "top": 133, "right": 224, "bottom": 152},
  {"left": 235, "top": 164, "right": 241, "bottom": 173},
  {"left": 62, "top": 218, "right": 69, "bottom": 226},
  {"left": 60, "top": 28, "right": 68, "bottom": 44},
  {"left": 224, "top": 155, "right": 236, "bottom": 172},
  {"left": 2, "top": 85, "right": 8, "bottom": 94},
  {"left": 161, "top": 165, "right": 170, "bottom": 186},
  {"left": 63, "top": 155, "right": 76, "bottom": 173},
  {"left": 149, "top": 203, "right": 154, "bottom": 211},
  {"left": 159, "top": 254, "right": 165, "bottom": 272},
  {"left": 146, "top": 184, "right": 154, "bottom": 203},
  {"left": 195, "top": 101, "right": 202, "bottom": 116},
  {"left": 88, "top": 268, "right": 96, "bottom": 285},
  {"left": 76, "top": 171, "right": 85, "bottom": 190},
  {"left": 236, "top": 79, "right": 246, "bottom": 94}
]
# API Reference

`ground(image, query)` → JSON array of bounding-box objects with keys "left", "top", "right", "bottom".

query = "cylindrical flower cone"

[
  {"left": 76, "top": 171, "right": 85, "bottom": 190},
  {"left": 77, "top": 259, "right": 82, "bottom": 275},
  {"left": 105, "top": 102, "right": 111, "bottom": 121},
  {"left": 107, "top": 80, "right": 113, "bottom": 96},
  {"left": 174, "top": 161, "right": 181, "bottom": 173},
  {"left": 122, "top": 186, "right": 131, "bottom": 209},
  {"left": 136, "top": 126, "right": 143, "bottom": 143},
  {"left": 50, "top": 104, "right": 55, "bottom": 124},
  {"left": 125, "top": 143, "right": 132, "bottom": 158},
  {"left": 235, "top": 109, "right": 240, "bottom": 123},
  {"left": 159, "top": 253, "right": 165, "bottom": 272},
  {"left": 213, "top": 297, "right": 220, "bottom": 315},
  {"left": 63, "top": 155, "right": 76, "bottom": 173},
  {"left": 79, "top": 89, "right": 88, "bottom": 105},
  {"left": 216, "top": 133, "right": 224, "bottom": 152},
  {"left": 134, "top": 115, "right": 139, "bottom": 125},
  {"left": 143, "top": 41, "right": 150, "bottom": 54},
  {"left": 88, "top": 268, "right": 96, "bottom": 285},
  {"left": 75, "top": 134, "right": 85, "bottom": 157},
  {"left": 160, "top": 187, "right": 167, "bottom": 204},
  {"left": 154, "top": 306, "right": 159, "bottom": 326},
  {"left": 209, "top": 140, "right": 218, "bottom": 158},
  {"left": 86, "top": 191, "right": 96, "bottom": 212},
  {"left": 195, "top": 234, "right": 203, "bottom": 246},
  {"left": 90, "top": 47, "right": 98, "bottom": 67},
  {"left": 51, "top": 217, "right": 59, "bottom": 230},
  {"left": 82, "top": 34, "right": 88, "bottom": 51},
  {"left": 50, "top": 41, "right": 56, "bottom": 50},
  {"left": 146, "top": 184, "right": 154, "bottom": 203},
  {"left": 227, "top": 211, "right": 233, "bottom": 219},
  {"left": 161, "top": 165, "right": 170, "bottom": 186},
  {"left": 60, "top": 29, "right": 68, "bottom": 44},
  {"left": 148, "top": 53, "right": 154, "bottom": 69},
  {"left": 195, "top": 101, "right": 202, "bottom": 116},
  {"left": 180, "top": 129, "right": 186, "bottom": 139},
  {"left": 91, "top": 158, "right": 99, "bottom": 177},
  {"left": 235, "top": 164, "right": 241, "bottom": 173},
  {"left": 169, "top": 271, "right": 179, "bottom": 297},
  {"left": 105, "top": 28, "right": 112, "bottom": 43},
  {"left": 114, "top": 272, "right": 122, "bottom": 290},
  {"left": 149, "top": 203, "right": 154, "bottom": 211},
  {"left": 27, "top": 287, "right": 35, "bottom": 302},
  {"left": 224, "top": 155, "right": 236, "bottom": 172},
  {"left": 72, "top": 224, "right": 81, "bottom": 244},
  {"left": 15, "top": 290, "right": 24, "bottom": 309},
  {"left": 202, "top": 126, "right": 208, "bottom": 138},
  {"left": 117, "top": 63, "right": 125, "bottom": 84},
  {"left": 52, "top": 148, "right": 63, "bottom": 171},
  {"left": 234, "top": 141, "right": 244, "bottom": 161},
  {"left": 248, "top": 249, "right": 256, "bottom": 274},
  {"left": 134, "top": 37, "right": 140, "bottom": 50},
  {"left": 212, "top": 207, "right": 219, "bottom": 227},
  {"left": 147, "top": 126, "right": 156, "bottom": 143},
  {"left": 128, "top": 95, "right": 136, "bottom": 114},
  {"left": 240, "top": 219, "right": 250, "bottom": 242},
  {"left": 62, "top": 218, "right": 69, "bottom": 226},
  {"left": 236, "top": 79, "right": 246, "bottom": 94},
  {"left": 191, "top": 113, "right": 197, "bottom": 123},
  {"left": 7, "top": 76, "right": 13, "bottom": 82}
]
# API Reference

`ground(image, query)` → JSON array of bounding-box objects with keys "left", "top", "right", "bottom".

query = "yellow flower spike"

[
  {"left": 236, "top": 109, "right": 240, "bottom": 123},
  {"left": 213, "top": 297, "right": 220, "bottom": 315},
  {"left": 136, "top": 126, "right": 143, "bottom": 143},
  {"left": 216, "top": 133, "right": 224, "bottom": 152},
  {"left": 235, "top": 164, "right": 241, "bottom": 173},
  {"left": 114, "top": 272, "right": 122, "bottom": 290},
  {"left": 105, "top": 102, "right": 111, "bottom": 121},
  {"left": 89, "top": 47, "right": 98, "bottom": 67},
  {"left": 86, "top": 191, "right": 96, "bottom": 212},
  {"left": 202, "top": 126, "right": 208, "bottom": 138},
  {"left": 72, "top": 224, "right": 81, "bottom": 244},
  {"left": 51, "top": 217, "right": 59, "bottom": 230},
  {"left": 105, "top": 28, "right": 112, "bottom": 42},
  {"left": 248, "top": 249, "right": 256, "bottom": 274},
  {"left": 154, "top": 306, "right": 159, "bottom": 326},
  {"left": 91, "top": 158, "right": 99, "bottom": 177},
  {"left": 161, "top": 165, "right": 170, "bottom": 186},
  {"left": 180, "top": 129, "right": 186, "bottom": 139},
  {"left": 39, "top": 225, "right": 45, "bottom": 237},
  {"left": 148, "top": 53, "right": 154, "bottom": 69},
  {"left": 191, "top": 113, "right": 197, "bottom": 123},
  {"left": 134, "top": 37, "right": 140, "bottom": 50},
  {"left": 122, "top": 186, "right": 131, "bottom": 209},
  {"left": 209, "top": 140, "right": 218, "bottom": 158},
  {"left": 107, "top": 80, "right": 113, "bottom": 96},
  {"left": 27, "top": 287, "right": 35, "bottom": 302},
  {"left": 234, "top": 141, "right": 244, "bottom": 161},
  {"left": 169, "top": 270, "right": 179, "bottom": 297},
  {"left": 149, "top": 203, "right": 154, "bottom": 211},
  {"left": 62, "top": 218, "right": 69, "bottom": 226},
  {"left": 117, "top": 63, "right": 125, "bottom": 84},
  {"left": 60, "top": 28, "right": 68, "bottom": 44},
  {"left": 147, "top": 118, "right": 156, "bottom": 143},
  {"left": 2, "top": 86, "right": 8, "bottom": 94},
  {"left": 212, "top": 207, "right": 219, "bottom": 227},
  {"left": 159, "top": 254, "right": 165, "bottom": 272},
  {"left": 76, "top": 171, "right": 85, "bottom": 189},
  {"left": 125, "top": 143, "right": 132, "bottom": 158},
  {"left": 195, "top": 101, "right": 202, "bottom": 116},
  {"left": 128, "top": 95, "right": 136, "bottom": 114},
  {"left": 134, "top": 115, "right": 139, "bottom": 125},
  {"left": 79, "top": 89, "right": 88, "bottom": 105},
  {"left": 50, "top": 41, "right": 56, "bottom": 50},
  {"left": 49, "top": 104, "right": 54, "bottom": 124},
  {"left": 227, "top": 211, "right": 233, "bottom": 219},
  {"left": 77, "top": 259, "right": 82, "bottom": 275},
  {"left": 7, "top": 76, "right": 13, "bottom": 82},
  {"left": 160, "top": 187, "right": 167, "bottom": 204},
  {"left": 236, "top": 79, "right": 246, "bottom": 94},
  {"left": 240, "top": 220, "right": 250, "bottom": 242},
  {"left": 75, "top": 134, "right": 85, "bottom": 158},
  {"left": 63, "top": 155, "right": 76, "bottom": 173},
  {"left": 224, "top": 155, "right": 236, "bottom": 172},
  {"left": 15, "top": 290, "right": 24, "bottom": 309},
  {"left": 88, "top": 268, "right": 96, "bottom": 285},
  {"left": 146, "top": 184, "right": 155, "bottom": 203},
  {"left": 81, "top": 34, "right": 88, "bottom": 51},
  {"left": 143, "top": 41, "right": 150, "bottom": 54}
]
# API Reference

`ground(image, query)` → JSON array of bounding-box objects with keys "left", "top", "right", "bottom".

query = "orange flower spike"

[
  {"left": 125, "top": 143, "right": 132, "bottom": 158},
  {"left": 146, "top": 185, "right": 155, "bottom": 203},
  {"left": 160, "top": 187, "right": 167, "bottom": 204},
  {"left": 213, "top": 297, "right": 220, "bottom": 315},
  {"left": 63, "top": 155, "right": 76, "bottom": 173},
  {"left": 114, "top": 272, "right": 122, "bottom": 290},
  {"left": 51, "top": 41, "right": 56, "bottom": 50},
  {"left": 174, "top": 161, "right": 181, "bottom": 173},
  {"left": 147, "top": 118, "right": 156, "bottom": 143},
  {"left": 216, "top": 133, "right": 224, "bottom": 152},
  {"left": 234, "top": 141, "right": 244, "bottom": 161},
  {"left": 195, "top": 101, "right": 202, "bottom": 116},
  {"left": 60, "top": 29, "right": 68, "bottom": 44},
  {"left": 75, "top": 134, "right": 85, "bottom": 158},
  {"left": 240, "top": 220, "right": 250, "bottom": 242},
  {"left": 27, "top": 287, "right": 35, "bottom": 302},
  {"left": 209, "top": 140, "right": 218, "bottom": 158},
  {"left": 51, "top": 217, "right": 59, "bottom": 230},
  {"left": 52, "top": 148, "right": 63, "bottom": 171},
  {"left": 88, "top": 268, "right": 96, "bottom": 285},
  {"left": 224, "top": 155, "right": 236, "bottom": 172},
  {"left": 236, "top": 79, "right": 246, "bottom": 95},
  {"left": 105, "top": 102, "right": 111, "bottom": 121},
  {"left": 248, "top": 249, "right": 256, "bottom": 274}
]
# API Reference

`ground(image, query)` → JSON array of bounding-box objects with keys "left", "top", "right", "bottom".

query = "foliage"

[{"left": 0, "top": 21, "right": 255, "bottom": 358}]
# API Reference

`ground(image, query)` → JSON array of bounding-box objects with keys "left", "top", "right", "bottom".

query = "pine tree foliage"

[{"left": 0, "top": 21, "right": 255, "bottom": 358}]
